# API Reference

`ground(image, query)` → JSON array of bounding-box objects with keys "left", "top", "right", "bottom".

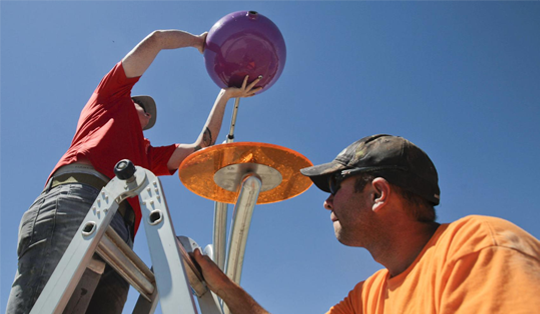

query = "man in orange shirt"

[{"left": 193, "top": 134, "right": 540, "bottom": 313}]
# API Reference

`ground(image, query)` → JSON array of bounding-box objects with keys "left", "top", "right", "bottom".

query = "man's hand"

[
  {"left": 196, "top": 32, "right": 208, "bottom": 54},
  {"left": 191, "top": 249, "right": 270, "bottom": 314},
  {"left": 223, "top": 75, "right": 264, "bottom": 99},
  {"left": 191, "top": 248, "right": 232, "bottom": 294}
]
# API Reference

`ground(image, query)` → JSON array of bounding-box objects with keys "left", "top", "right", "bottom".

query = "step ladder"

[{"left": 29, "top": 160, "right": 222, "bottom": 314}]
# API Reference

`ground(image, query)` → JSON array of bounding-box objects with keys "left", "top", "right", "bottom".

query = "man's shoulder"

[
  {"left": 359, "top": 268, "right": 389, "bottom": 289},
  {"left": 441, "top": 215, "right": 540, "bottom": 258},
  {"left": 93, "top": 61, "right": 139, "bottom": 102},
  {"left": 449, "top": 215, "right": 512, "bottom": 232},
  {"left": 449, "top": 214, "right": 528, "bottom": 238}
]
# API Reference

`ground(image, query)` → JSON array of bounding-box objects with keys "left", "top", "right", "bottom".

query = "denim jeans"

[{"left": 6, "top": 182, "right": 133, "bottom": 314}]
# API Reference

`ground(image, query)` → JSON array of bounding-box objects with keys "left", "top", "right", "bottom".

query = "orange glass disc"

[{"left": 178, "top": 142, "right": 313, "bottom": 204}]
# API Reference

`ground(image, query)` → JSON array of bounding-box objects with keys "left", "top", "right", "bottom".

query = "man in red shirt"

[{"left": 6, "top": 29, "right": 261, "bottom": 314}]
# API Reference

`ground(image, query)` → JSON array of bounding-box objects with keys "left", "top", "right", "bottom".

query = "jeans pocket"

[
  {"left": 16, "top": 197, "right": 43, "bottom": 257},
  {"left": 16, "top": 184, "right": 97, "bottom": 259}
]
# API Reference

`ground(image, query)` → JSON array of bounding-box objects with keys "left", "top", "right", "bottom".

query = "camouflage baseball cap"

[{"left": 300, "top": 134, "right": 440, "bottom": 205}]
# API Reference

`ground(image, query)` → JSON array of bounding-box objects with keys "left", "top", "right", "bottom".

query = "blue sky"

[{"left": 1, "top": 1, "right": 540, "bottom": 313}]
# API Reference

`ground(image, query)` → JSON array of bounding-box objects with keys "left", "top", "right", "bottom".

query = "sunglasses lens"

[{"left": 329, "top": 174, "right": 339, "bottom": 195}]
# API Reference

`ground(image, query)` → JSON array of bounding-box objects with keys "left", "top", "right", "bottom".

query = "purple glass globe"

[{"left": 204, "top": 11, "right": 286, "bottom": 94}]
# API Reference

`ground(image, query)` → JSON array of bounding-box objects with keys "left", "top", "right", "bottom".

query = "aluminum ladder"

[{"left": 29, "top": 160, "right": 222, "bottom": 314}]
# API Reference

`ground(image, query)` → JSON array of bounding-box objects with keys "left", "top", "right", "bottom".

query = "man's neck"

[{"left": 372, "top": 221, "right": 440, "bottom": 277}]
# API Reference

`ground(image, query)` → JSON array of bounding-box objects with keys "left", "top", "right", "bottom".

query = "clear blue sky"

[{"left": 2, "top": 1, "right": 540, "bottom": 313}]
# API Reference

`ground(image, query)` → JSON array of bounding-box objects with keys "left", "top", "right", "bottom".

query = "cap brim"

[
  {"left": 132, "top": 95, "right": 157, "bottom": 130},
  {"left": 300, "top": 161, "right": 347, "bottom": 193}
]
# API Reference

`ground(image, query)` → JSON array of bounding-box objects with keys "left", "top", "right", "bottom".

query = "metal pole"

[
  {"left": 212, "top": 202, "right": 228, "bottom": 271},
  {"left": 212, "top": 97, "right": 240, "bottom": 270},
  {"left": 222, "top": 173, "right": 261, "bottom": 314},
  {"left": 224, "top": 173, "right": 262, "bottom": 284},
  {"left": 226, "top": 98, "right": 241, "bottom": 143}
]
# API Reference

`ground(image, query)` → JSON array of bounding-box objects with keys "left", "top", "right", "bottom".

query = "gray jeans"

[{"left": 6, "top": 182, "right": 134, "bottom": 314}]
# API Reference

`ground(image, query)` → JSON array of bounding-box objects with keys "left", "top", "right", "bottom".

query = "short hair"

[{"left": 354, "top": 173, "right": 436, "bottom": 223}]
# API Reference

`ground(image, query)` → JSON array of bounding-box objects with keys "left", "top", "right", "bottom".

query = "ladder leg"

[{"left": 138, "top": 175, "right": 199, "bottom": 314}]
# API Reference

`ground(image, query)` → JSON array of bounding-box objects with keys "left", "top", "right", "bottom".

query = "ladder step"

[{"left": 96, "top": 227, "right": 156, "bottom": 301}]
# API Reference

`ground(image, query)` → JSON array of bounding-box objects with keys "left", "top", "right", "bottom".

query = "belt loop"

[{"left": 44, "top": 177, "right": 54, "bottom": 193}]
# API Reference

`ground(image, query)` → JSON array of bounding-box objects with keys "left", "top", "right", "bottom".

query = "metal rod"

[
  {"left": 226, "top": 98, "right": 241, "bottom": 143},
  {"left": 222, "top": 174, "right": 261, "bottom": 314},
  {"left": 213, "top": 202, "right": 229, "bottom": 271},
  {"left": 213, "top": 96, "right": 240, "bottom": 270},
  {"left": 224, "top": 174, "right": 262, "bottom": 284}
]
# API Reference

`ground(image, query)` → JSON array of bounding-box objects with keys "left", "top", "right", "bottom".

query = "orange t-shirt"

[{"left": 327, "top": 215, "right": 540, "bottom": 314}]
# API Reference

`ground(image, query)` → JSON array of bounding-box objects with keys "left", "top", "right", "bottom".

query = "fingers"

[
  {"left": 240, "top": 75, "right": 263, "bottom": 90},
  {"left": 192, "top": 248, "right": 216, "bottom": 269},
  {"left": 246, "top": 75, "right": 263, "bottom": 90},
  {"left": 223, "top": 75, "right": 264, "bottom": 98},
  {"left": 241, "top": 75, "right": 263, "bottom": 97},
  {"left": 241, "top": 75, "right": 249, "bottom": 89},
  {"left": 190, "top": 248, "right": 204, "bottom": 267},
  {"left": 246, "top": 87, "right": 263, "bottom": 97},
  {"left": 192, "top": 247, "right": 205, "bottom": 262}
]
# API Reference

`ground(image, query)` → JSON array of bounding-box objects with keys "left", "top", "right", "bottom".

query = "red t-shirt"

[{"left": 49, "top": 62, "right": 178, "bottom": 235}]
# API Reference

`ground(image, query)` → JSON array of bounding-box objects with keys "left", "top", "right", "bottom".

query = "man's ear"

[{"left": 371, "top": 177, "right": 390, "bottom": 212}]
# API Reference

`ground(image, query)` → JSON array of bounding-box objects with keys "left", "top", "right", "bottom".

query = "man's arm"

[
  {"left": 192, "top": 249, "right": 270, "bottom": 314},
  {"left": 166, "top": 75, "right": 262, "bottom": 171},
  {"left": 122, "top": 30, "right": 206, "bottom": 78}
]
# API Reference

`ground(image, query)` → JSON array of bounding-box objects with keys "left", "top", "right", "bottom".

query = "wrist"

[
  {"left": 195, "top": 32, "right": 208, "bottom": 53},
  {"left": 220, "top": 89, "right": 234, "bottom": 100}
]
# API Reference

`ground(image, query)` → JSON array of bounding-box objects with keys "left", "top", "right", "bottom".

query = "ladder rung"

[{"left": 96, "top": 227, "right": 156, "bottom": 301}]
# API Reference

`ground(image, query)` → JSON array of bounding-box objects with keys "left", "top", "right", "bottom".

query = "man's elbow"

[{"left": 144, "top": 30, "right": 166, "bottom": 46}]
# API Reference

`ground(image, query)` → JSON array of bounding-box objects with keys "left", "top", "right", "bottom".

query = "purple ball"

[{"left": 204, "top": 11, "right": 286, "bottom": 94}]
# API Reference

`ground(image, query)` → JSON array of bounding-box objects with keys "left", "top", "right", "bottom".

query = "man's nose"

[{"left": 324, "top": 194, "right": 334, "bottom": 211}]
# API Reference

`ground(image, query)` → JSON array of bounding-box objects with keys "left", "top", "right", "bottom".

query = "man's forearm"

[
  {"left": 192, "top": 249, "right": 270, "bottom": 314},
  {"left": 165, "top": 89, "right": 230, "bottom": 170},
  {"left": 193, "top": 75, "right": 262, "bottom": 152},
  {"left": 165, "top": 76, "right": 261, "bottom": 170},
  {"left": 141, "top": 29, "right": 204, "bottom": 51},
  {"left": 193, "top": 89, "right": 230, "bottom": 151},
  {"left": 122, "top": 29, "right": 205, "bottom": 78},
  {"left": 214, "top": 277, "right": 270, "bottom": 314}
]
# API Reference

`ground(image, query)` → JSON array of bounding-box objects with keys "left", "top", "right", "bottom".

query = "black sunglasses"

[{"left": 328, "top": 166, "right": 406, "bottom": 195}]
